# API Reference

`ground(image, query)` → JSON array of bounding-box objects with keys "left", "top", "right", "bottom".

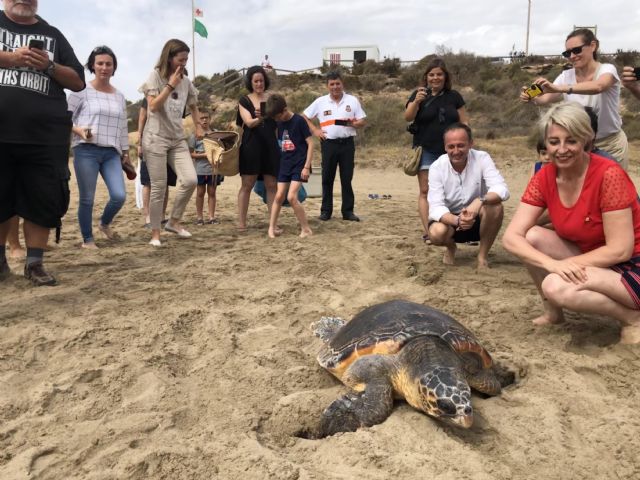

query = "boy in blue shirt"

[{"left": 266, "top": 94, "right": 314, "bottom": 238}]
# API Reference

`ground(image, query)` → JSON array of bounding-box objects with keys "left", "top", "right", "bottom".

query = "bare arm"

[
  {"left": 0, "top": 47, "right": 84, "bottom": 91},
  {"left": 350, "top": 117, "right": 366, "bottom": 128},
  {"left": 403, "top": 89, "right": 428, "bottom": 121},
  {"left": 189, "top": 104, "right": 204, "bottom": 140},
  {"left": 539, "top": 73, "right": 617, "bottom": 96},
  {"left": 571, "top": 209, "right": 635, "bottom": 267},
  {"left": 457, "top": 106, "right": 469, "bottom": 125},
  {"left": 238, "top": 101, "right": 262, "bottom": 129},
  {"left": 302, "top": 114, "right": 325, "bottom": 140}
]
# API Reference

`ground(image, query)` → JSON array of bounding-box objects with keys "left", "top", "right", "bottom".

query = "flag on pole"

[
  {"left": 194, "top": 18, "right": 208, "bottom": 38},
  {"left": 194, "top": 7, "right": 204, "bottom": 17}
]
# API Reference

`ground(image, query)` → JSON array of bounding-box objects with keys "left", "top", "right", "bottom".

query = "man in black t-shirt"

[{"left": 0, "top": 0, "right": 85, "bottom": 286}]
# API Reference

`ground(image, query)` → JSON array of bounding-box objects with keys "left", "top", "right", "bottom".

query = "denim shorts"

[{"left": 419, "top": 150, "right": 440, "bottom": 171}]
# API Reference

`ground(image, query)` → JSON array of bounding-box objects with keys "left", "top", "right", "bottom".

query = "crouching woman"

[{"left": 502, "top": 102, "right": 640, "bottom": 344}]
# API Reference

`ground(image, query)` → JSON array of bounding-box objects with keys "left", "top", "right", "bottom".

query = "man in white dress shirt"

[{"left": 427, "top": 123, "right": 509, "bottom": 268}]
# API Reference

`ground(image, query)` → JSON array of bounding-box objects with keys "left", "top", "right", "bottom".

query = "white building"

[{"left": 322, "top": 45, "right": 380, "bottom": 67}]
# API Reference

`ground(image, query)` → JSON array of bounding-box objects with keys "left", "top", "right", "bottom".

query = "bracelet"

[
  {"left": 165, "top": 83, "right": 175, "bottom": 91},
  {"left": 455, "top": 216, "right": 460, "bottom": 228},
  {"left": 568, "top": 85, "right": 573, "bottom": 95}
]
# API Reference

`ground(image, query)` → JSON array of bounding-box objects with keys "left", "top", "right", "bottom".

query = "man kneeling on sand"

[{"left": 427, "top": 123, "right": 509, "bottom": 268}]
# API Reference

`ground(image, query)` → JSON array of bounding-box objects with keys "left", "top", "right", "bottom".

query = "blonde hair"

[{"left": 538, "top": 101, "right": 594, "bottom": 148}]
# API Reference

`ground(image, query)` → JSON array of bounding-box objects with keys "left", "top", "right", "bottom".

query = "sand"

[{"left": 2, "top": 138, "right": 640, "bottom": 480}]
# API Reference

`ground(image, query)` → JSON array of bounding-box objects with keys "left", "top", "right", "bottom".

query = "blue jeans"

[
  {"left": 419, "top": 149, "right": 440, "bottom": 171},
  {"left": 72, "top": 144, "right": 126, "bottom": 242}
]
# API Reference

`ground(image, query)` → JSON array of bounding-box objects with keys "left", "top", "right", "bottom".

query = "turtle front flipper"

[{"left": 319, "top": 355, "right": 395, "bottom": 437}]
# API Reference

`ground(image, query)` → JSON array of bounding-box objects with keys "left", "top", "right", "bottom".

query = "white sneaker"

[
  {"left": 149, "top": 239, "right": 162, "bottom": 247},
  {"left": 164, "top": 223, "right": 192, "bottom": 238}
]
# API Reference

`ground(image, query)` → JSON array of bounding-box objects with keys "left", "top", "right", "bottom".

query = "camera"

[
  {"left": 525, "top": 84, "right": 543, "bottom": 98},
  {"left": 634, "top": 67, "right": 640, "bottom": 81}
]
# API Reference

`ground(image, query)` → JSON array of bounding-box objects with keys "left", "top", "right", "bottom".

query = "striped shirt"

[{"left": 67, "top": 83, "right": 129, "bottom": 154}]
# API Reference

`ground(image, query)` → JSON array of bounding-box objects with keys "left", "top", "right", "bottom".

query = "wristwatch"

[{"left": 46, "top": 60, "right": 56, "bottom": 76}]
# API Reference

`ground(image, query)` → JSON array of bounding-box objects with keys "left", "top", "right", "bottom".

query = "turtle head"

[{"left": 418, "top": 366, "right": 473, "bottom": 428}]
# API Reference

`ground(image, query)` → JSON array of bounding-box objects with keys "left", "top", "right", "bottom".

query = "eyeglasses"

[
  {"left": 561, "top": 44, "right": 588, "bottom": 58},
  {"left": 171, "top": 91, "right": 178, "bottom": 100},
  {"left": 438, "top": 107, "right": 446, "bottom": 124}
]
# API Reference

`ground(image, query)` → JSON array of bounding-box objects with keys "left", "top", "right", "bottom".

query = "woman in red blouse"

[{"left": 503, "top": 102, "right": 640, "bottom": 344}]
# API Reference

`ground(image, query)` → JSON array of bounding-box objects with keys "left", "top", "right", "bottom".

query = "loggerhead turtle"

[{"left": 312, "top": 299, "right": 501, "bottom": 436}]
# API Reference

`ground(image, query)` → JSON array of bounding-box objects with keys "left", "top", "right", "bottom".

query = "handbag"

[
  {"left": 203, "top": 131, "right": 240, "bottom": 176},
  {"left": 403, "top": 145, "right": 422, "bottom": 176}
]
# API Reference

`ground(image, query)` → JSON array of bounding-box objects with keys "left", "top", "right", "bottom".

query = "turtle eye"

[{"left": 436, "top": 399, "right": 457, "bottom": 415}]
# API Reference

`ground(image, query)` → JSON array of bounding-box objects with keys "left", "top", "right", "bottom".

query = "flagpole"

[{"left": 191, "top": 0, "right": 196, "bottom": 77}]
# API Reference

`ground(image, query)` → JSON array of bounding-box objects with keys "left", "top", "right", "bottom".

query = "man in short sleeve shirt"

[
  {"left": 303, "top": 71, "right": 366, "bottom": 221},
  {"left": 0, "top": 0, "right": 85, "bottom": 286},
  {"left": 427, "top": 123, "right": 509, "bottom": 268}
]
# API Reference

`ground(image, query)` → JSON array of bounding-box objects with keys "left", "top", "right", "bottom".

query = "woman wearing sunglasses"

[
  {"left": 139, "top": 39, "right": 204, "bottom": 246},
  {"left": 404, "top": 58, "right": 468, "bottom": 243},
  {"left": 519, "top": 29, "right": 628, "bottom": 169}
]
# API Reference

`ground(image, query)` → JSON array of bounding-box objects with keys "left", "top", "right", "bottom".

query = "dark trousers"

[{"left": 320, "top": 138, "right": 355, "bottom": 216}]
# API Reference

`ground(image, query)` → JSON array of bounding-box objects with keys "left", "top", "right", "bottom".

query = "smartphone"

[
  {"left": 260, "top": 101, "right": 267, "bottom": 114},
  {"left": 334, "top": 119, "right": 350, "bottom": 126},
  {"left": 28, "top": 38, "right": 44, "bottom": 50},
  {"left": 525, "top": 84, "right": 543, "bottom": 98},
  {"left": 634, "top": 67, "right": 640, "bottom": 81}
]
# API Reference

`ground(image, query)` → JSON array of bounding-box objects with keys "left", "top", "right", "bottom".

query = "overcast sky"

[{"left": 27, "top": 0, "right": 640, "bottom": 101}]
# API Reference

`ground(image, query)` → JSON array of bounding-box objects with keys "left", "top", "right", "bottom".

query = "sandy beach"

[{"left": 1, "top": 138, "right": 640, "bottom": 480}]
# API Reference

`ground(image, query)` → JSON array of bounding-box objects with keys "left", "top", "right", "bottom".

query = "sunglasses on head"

[{"left": 561, "top": 43, "right": 589, "bottom": 58}]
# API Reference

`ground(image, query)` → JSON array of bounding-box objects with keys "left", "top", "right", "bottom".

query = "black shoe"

[
  {"left": 342, "top": 213, "right": 360, "bottom": 222},
  {"left": 319, "top": 212, "right": 331, "bottom": 221},
  {"left": 0, "top": 258, "right": 10, "bottom": 280},
  {"left": 24, "top": 261, "right": 57, "bottom": 286}
]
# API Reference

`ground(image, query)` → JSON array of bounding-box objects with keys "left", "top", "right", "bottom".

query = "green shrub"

[
  {"left": 359, "top": 95, "right": 408, "bottom": 146},
  {"left": 359, "top": 74, "right": 387, "bottom": 92}
]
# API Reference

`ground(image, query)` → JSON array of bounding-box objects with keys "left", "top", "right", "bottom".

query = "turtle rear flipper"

[{"left": 312, "top": 316, "right": 346, "bottom": 342}]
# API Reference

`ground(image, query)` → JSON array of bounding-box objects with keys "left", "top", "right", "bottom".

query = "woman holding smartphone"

[
  {"left": 519, "top": 28, "right": 628, "bottom": 169},
  {"left": 404, "top": 58, "right": 468, "bottom": 242},
  {"left": 67, "top": 46, "right": 129, "bottom": 249},
  {"left": 139, "top": 39, "right": 203, "bottom": 247},
  {"left": 236, "top": 65, "right": 280, "bottom": 232}
]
